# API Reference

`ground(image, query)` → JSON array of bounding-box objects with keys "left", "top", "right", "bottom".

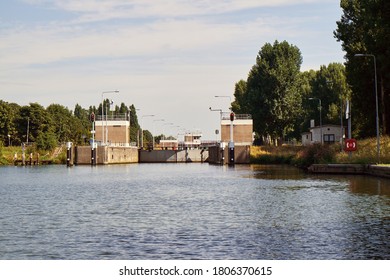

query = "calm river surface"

[{"left": 1, "top": 164, "right": 389, "bottom": 260}]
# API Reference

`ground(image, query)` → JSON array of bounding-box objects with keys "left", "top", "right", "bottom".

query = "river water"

[{"left": 0, "top": 164, "right": 389, "bottom": 260}]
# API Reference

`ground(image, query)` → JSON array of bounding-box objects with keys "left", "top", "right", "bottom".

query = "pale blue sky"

[{"left": 0, "top": 0, "right": 344, "bottom": 139}]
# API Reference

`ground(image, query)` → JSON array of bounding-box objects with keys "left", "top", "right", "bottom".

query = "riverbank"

[
  {"left": 250, "top": 136, "right": 390, "bottom": 167},
  {"left": 0, "top": 145, "right": 66, "bottom": 165},
  {"left": 308, "top": 164, "right": 390, "bottom": 179}
]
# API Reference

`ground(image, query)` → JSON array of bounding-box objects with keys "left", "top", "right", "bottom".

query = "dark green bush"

[{"left": 293, "top": 143, "right": 336, "bottom": 168}]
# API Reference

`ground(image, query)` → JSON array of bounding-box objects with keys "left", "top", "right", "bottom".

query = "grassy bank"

[
  {"left": 0, "top": 145, "right": 67, "bottom": 165},
  {"left": 250, "top": 136, "right": 390, "bottom": 168}
]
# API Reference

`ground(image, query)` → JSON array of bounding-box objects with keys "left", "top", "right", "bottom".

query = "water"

[{"left": 0, "top": 164, "right": 389, "bottom": 260}]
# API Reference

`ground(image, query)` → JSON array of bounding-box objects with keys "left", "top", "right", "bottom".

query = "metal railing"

[
  {"left": 221, "top": 113, "right": 252, "bottom": 120},
  {"left": 96, "top": 113, "right": 128, "bottom": 121}
]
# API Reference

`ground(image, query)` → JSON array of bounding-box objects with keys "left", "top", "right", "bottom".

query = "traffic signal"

[
  {"left": 90, "top": 112, "right": 95, "bottom": 122},
  {"left": 230, "top": 112, "right": 235, "bottom": 121}
]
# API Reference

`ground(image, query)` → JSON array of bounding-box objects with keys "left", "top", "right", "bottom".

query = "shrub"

[{"left": 293, "top": 143, "right": 336, "bottom": 168}]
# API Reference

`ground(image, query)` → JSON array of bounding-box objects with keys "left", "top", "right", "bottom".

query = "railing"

[
  {"left": 96, "top": 113, "right": 128, "bottom": 121},
  {"left": 221, "top": 113, "right": 252, "bottom": 120}
]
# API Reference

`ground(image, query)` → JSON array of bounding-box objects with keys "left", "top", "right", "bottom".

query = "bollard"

[
  {"left": 66, "top": 142, "right": 72, "bottom": 167},
  {"left": 228, "top": 145, "right": 235, "bottom": 165},
  {"left": 91, "top": 147, "right": 96, "bottom": 166}
]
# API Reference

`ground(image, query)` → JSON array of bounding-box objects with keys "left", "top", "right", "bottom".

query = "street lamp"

[
  {"left": 8, "top": 134, "right": 11, "bottom": 146},
  {"left": 354, "top": 53, "right": 380, "bottom": 163},
  {"left": 309, "top": 97, "right": 322, "bottom": 144},
  {"left": 215, "top": 95, "right": 234, "bottom": 164},
  {"left": 101, "top": 90, "right": 119, "bottom": 145},
  {"left": 214, "top": 95, "right": 231, "bottom": 102}
]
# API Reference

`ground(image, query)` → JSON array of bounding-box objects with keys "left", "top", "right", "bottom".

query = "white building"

[{"left": 302, "top": 124, "right": 345, "bottom": 146}]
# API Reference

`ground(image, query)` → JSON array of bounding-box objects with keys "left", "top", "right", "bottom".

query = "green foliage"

[
  {"left": 300, "top": 63, "right": 351, "bottom": 135},
  {"left": 334, "top": 0, "right": 390, "bottom": 137},
  {"left": 143, "top": 130, "right": 153, "bottom": 146},
  {"left": 232, "top": 41, "right": 349, "bottom": 144},
  {"left": 35, "top": 130, "right": 58, "bottom": 151},
  {"left": 293, "top": 144, "right": 336, "bottom": 168},
  {"left": 233, "top": 40, "right": 303, "bottom": 143},
  {"left": 0, "top": 99, "right": 141, "bottom": 153}
]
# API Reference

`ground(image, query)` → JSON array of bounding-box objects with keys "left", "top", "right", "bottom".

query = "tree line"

[
  {"left": 2, "top": 1, "right": 388, "bottom": 148},
  {"left": 233, "top": 0, "right": 390, "bottom": 145},
  {"left": 231, "top": 40, "right": 350, "bottom": 145},
  {"left": 0, "top": 100, "right": 151, "bottom": 150}
]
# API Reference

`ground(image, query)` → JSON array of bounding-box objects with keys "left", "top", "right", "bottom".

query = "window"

[{"left": 324, "top": 134, "right": 335, "bottom": 144}]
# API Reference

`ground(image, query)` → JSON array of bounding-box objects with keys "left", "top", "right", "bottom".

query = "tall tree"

[
  {"left": 0, "top": 100, "right": 20, "bottom": 145},
  {"left": 334, "top": 0, "right": 390, "bottom": 136},
  {"left": 235, "top": 40, "right": 303, "bottom": 144}
]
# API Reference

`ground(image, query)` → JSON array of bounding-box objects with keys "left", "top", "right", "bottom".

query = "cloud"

[
  {"left": 21, "top": 0, "right": 327, "bottom": 22},
  {"left": 0, "top": 15, "right": 281, "bottom": 69},
  {"left": 1, "top": 0, "right": 344, "bottom": 138}
]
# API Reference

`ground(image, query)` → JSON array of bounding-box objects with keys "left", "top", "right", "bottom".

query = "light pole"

[
  {"left": 209, "top": 107, "right": 223, "bottom": 120},
  {"left": 309, "top": 97, "right": 322, "bottom": 144},
  {"left": 215, "top": 95, "right": 231, "bottom": 103},
  {"left": 355, "top": 53, "right": 380, "bottom": 163},
  {"left": 327, "top": 80, "right": 344, "bottom": 151},
  {"left": 141, "top": 114, "right": 154, "bottom": 149},
  {"left": 8, "top": 134, "right": 11, "bottom": 146},
  {"left": 215, "top": 95, "right": 234, "bottom": 164},
  {"left": 101, "top": 90, "right": 119, "bottom": 145},
  {"left": 106, "top": 99, "right": 114, "bottom": 146}
]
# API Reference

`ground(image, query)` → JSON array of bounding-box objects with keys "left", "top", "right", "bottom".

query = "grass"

[
  {"left": 250, "top": 136, "right": 390, "bottom": 167},
  {"left": 250, "top": 145, "right": 301, "bottom": 164},
  {"left": 336, "top": 136, "right": 390, "bottom": 164},
  {"left": 0, "top": 145, "right": 67, "bottom": 165}
]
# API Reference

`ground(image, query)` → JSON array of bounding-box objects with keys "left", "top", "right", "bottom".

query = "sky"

[{"left": 0, "top": 0, "right": 345, "bottom": 140}]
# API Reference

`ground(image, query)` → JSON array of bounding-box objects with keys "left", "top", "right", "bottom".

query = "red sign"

[{"left": 345, "top": 139, "right": 357, "bottom": 152}]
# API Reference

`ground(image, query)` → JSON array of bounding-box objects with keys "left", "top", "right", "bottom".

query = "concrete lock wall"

[
  {"left": 74, "top": 145, "right": 248, "bottom": 165},
  {"left": 139, "top": 149, "right": 209, "bottom": 163},
  {"left": 107, "top": 147, "right": 138, "bottom": 163},
  {"left": 74, "top": 146, "right": 138, "bottom": 165},
  {"left": 208, "top": 145, "right": 251, "bottom": 164}
]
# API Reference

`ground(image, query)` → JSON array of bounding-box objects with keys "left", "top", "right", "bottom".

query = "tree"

[
  {"left": 0, "top": 100, "right": 20, "bottom": 145},
  {"left": 231, "top": 80, "right": 248, "bottom": 113},
  {"left": 16, "top": 103, "right": 52, "bottom": 144},
  {"left": 334, "top": 0, "right": 390, "bottom": 136},
  {"left": 129, "top": 104, "right": 140, "bottom": 145},
  {"left": 233, "top": 40, "right": 303, "bottom": 145},
  {"left": 74, "top": 104, "right": 91, "bottom": 144},
  {"left": 46, "top": 104, "right": 74, "bottom": 143}
]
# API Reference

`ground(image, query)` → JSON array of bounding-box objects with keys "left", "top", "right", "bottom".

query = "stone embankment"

[{"left": 308, "top": 164, "right": 390, "bottom": 179}]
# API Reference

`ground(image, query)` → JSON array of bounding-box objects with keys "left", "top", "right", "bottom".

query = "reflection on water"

[{"left": 0, "top": 164, "right": 389, "bottom": 259}]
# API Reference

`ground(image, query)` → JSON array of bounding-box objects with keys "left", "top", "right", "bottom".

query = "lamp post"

[
  {"left": 101, "top": 90, "right": 119, "bottom": 145},
  {"left": 354, "top": 53, "right": 380, "bottom": 163},
  {"left": 106, "top": 99, "right": 114, "bottom": 146},
  {"left": 309, "top": 97, "right": 322, "bottom": 144},
  {"left": 215, "top": 95, "right": 234, "bottom": 164}
]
